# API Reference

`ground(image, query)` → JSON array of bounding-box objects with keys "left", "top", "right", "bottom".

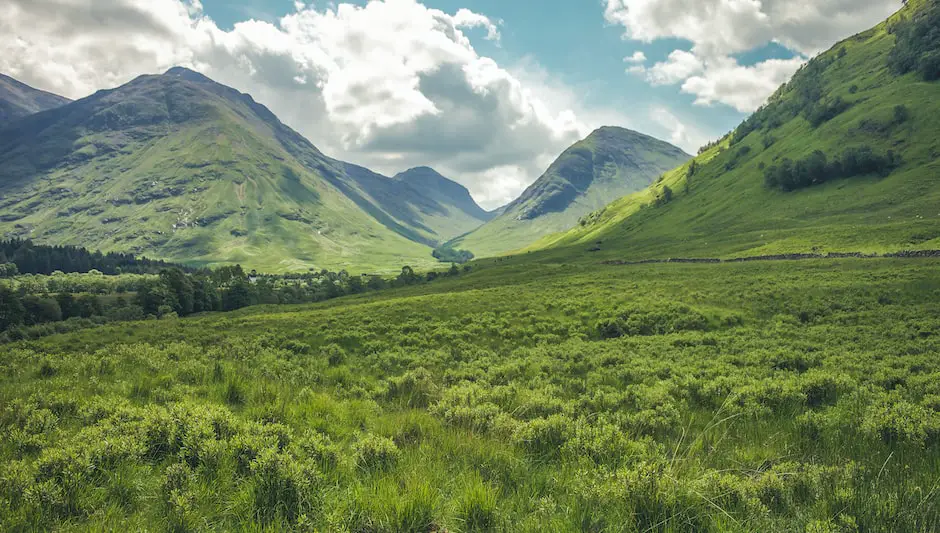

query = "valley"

[{"left": 1, "top": 0, "right": 939, "bottom": 531}]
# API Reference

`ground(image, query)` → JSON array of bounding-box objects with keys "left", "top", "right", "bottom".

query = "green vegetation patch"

[{"left": 1, "top": 258, "right": 938, "bottom": 530}]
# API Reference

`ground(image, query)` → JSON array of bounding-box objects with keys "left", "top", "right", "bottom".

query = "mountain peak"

[
  {"left": 397, "top": 166, "right": 460, "bottom": 187},
  {"left": 445, "top": 126, "right": 690, "bottom": 256},
  {"left": 163, "top": 66, "right": 214, "bottom": 84},
  {"left": 583, "top": 125, "right": 683, "bottom": 151},
  {"left": 589, "top": 125, "right": 629, "bottom": 135},
  {"left": 0, "top": 73, "right": 71, "bottom": 127},
  {"left": 403, "top": 166, "right": 438, "bottom": 175},
  {"left": 394, "top": 167, "right": 492, "bottom": 222}
]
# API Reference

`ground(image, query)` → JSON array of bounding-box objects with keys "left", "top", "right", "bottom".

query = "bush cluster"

[{"left": 764, "top": 146, "right": 901, "bottom": 191}]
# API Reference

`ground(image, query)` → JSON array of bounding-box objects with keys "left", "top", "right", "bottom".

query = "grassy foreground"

[{"left": 1, "top": 257, "right": 939, "bottom": 531}]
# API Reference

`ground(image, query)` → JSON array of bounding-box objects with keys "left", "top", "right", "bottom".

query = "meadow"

[{"left": 1, "top": 256, "right": 939, "bottom": 531}]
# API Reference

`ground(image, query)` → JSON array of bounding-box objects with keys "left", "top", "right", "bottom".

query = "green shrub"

[
  {"left": 295, "top": 431, "right": 341, "bottom": 471},
  {"left": 511, "top": 415, "right": 572, "bottom": 457},
  {"left": 597, "top": 302, "right": 709, "bottom": 339},
  {"left": 863, "top": 398, "right": 940, "bottom": 445},
  {"left": 386, "top": 367, "right": 437, "bottom": 408},
  {"left": 162, "top": 463, "right": 195, "bottom": 498},
  {"left": 250, "top": 448, "right": 320, "bottom": 524},
  {"left": 354, "top": 434, "right": 400, "bottom": 471},
  {"left": 562, "top": 420, "right": 652, "bottom": 466},
  {"left": 323, "top": 344, "right": 346, "bottom": 366},
  {"left": 800, "top": 371, "right": 854, "bottom": 408}
]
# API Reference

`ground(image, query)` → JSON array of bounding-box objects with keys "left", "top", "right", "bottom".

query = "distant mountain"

[
  {"left": 528, "top": 0, "right": 940, "bottom": 259},
  {"left": 448, "top": 126, "right": 690, "bottom": 257},
  {"left": 0, "top": 73, "right": 71, "bottom": 127},
  {"left": 0, "top": 68, "right": 487, "bottom": 272},
  {"left": 393, "top": 166, "right": 495, "bottom": 239}
]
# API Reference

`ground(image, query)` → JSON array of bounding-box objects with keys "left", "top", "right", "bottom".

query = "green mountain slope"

[
  {"left": 0, "top": 73, "right": 71, "bottom": 127},
  {"left": 447, "top": 126, "right": 689, "bottom": 257},
  {"left": 528, "top": 0, "right": 940, "bottom": 261},
  {"left": 0, "top": 69, "right": 488, "bottom": 272}
]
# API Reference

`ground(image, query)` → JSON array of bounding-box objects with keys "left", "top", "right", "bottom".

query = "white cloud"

[
  {"left": 682, "top": 56, "right": 806, "bottom": 113},
  {"left": 606, "top": 0, "right": 902, "bottom": 112},
  {"left": 452, "top": 8, "right": 502, "bottom": 41},
  {"left": 0, "top": 0, "right": 583, "bottom": 210},
  {"left": 605, "top": 0, "right": 901, "bottom": 57},
  {"left": 637, "top": 50, "right": 704, "bottom": 86},
  {"left": 624, "top": 51, "right": 646, "bottom": 64}
]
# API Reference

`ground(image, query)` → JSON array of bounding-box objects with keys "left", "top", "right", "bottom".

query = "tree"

[
  {"left": 74, "top": 295, "right": 102, "bottom": 318},
  {"left": 894, "top": 105, "right": 911, "bottom": 124},
  {"left": 805, "top": 150, "right": 828, "bottom": 185},
  {"left": 223, "top": 278, "right": 252, "bottom": 311},
  {"left": 0, "top": 263, "right": 18, "bottom": 277},
  {"left": 397, "top": 266, "right": 419, "bottom": 286},
  {"left": 347, "top": 276, "right": 364, "bottom": 294},
  {"left": 192, "top": 278, "right": 222, "bottom": 313},
  {"left": 160, "top": 268, "right": 195, "bottom": 315},
  {"left": 22, "top": 296, "right": 62, "bottom": 325},
  {"left": 366, "top": 276, "right": 387, "bottom": 291},
  {"left": 136, "top": 279, "right": 178, "bottom": 316},
  {"left": 432, "top": 247, "right": 474, "bottom": 264},
  {"left": 662, "top": 185, "right": 673, "bottom": 203},
  {"left": 655, "top": 185, "right": 674, "bottom": 206},
  {"left": 0, "top": 285, "right": 25, "bottom": 330},
  {"left": 55, "top": 293, "right": 76, "bottom": 319}
]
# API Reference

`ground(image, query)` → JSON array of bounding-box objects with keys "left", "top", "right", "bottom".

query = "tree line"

[
  {"left": 0, "top": 263, "right": 470, "bottom": 337},
  {"left": 0, "top": 239, "right": 186, "bottom": 276},
  {"left": 763, "top": 146, "right": 901, "bottom": 192}
]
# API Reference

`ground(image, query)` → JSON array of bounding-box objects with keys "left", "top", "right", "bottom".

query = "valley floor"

[{"left": 2, "top": 258, "right": 939, "bottom": 531}]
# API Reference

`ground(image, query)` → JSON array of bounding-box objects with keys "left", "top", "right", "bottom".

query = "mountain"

[
  {"left": 393, "top": 166, "right": 495, "bottom": 239},
  {"left": 0, "top": 67, "right": 488, "bottom": 272},
  {"left": 0, "top": 73, "right": 71, "bottom": 127},
  {"left": 528, "top": 0, "right": 940, "bottom": 260},
  {"left": 446, "top": 126, "right": 690, "bottom": 257}
]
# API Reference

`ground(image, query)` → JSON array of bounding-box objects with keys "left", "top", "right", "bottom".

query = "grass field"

[{"left": 2, "top": 256, "right": 939, "bottom": 531}]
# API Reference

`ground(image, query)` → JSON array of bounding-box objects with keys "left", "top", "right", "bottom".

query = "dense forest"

[{"left": 0, "top": 239, "right": 186, "bottom": 276}]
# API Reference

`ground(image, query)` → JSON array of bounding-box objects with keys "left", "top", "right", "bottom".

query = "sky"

[{"left": 0, "top": 0, "right": 901, "bottom": 209}]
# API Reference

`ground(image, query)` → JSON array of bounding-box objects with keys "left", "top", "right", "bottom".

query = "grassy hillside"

[
  {"left": 2, "top": 256, "right": 939, "bottom": 531},
  {"left": 528, "top": 0, "right": 940, "bottom": 261},
  {"left": 0, "top": 69, "right": 488, "bottom": 273},
  {"left": 0, "top": 73, "right": 70, "bottom": 127},
  {"left": 448, "top": 127, "right": 689, "bottom": 257}
]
